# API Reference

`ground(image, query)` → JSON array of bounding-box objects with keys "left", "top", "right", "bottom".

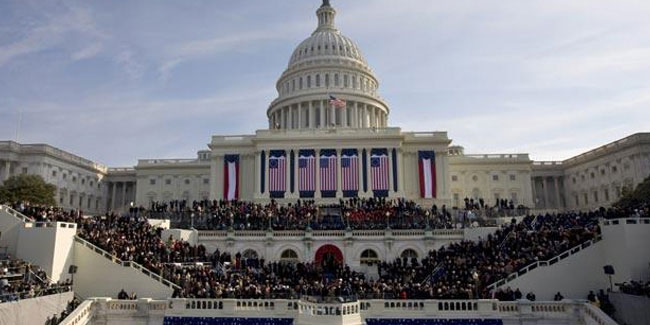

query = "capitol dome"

[{"left": 267, "top": 0, "right": 389, "bottom": 130}]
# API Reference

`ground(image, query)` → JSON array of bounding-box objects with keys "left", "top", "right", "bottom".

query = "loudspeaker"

[
  {"left": 68, "top": 265, "right": 78, "bottom": 274},
  {"left": 603, "top": 265, "right": 615, "bottom": 275}
]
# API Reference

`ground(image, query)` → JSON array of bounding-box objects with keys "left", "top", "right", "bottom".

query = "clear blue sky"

[{"left": 1, "top": 0, "right": 649, "bottom": 166}]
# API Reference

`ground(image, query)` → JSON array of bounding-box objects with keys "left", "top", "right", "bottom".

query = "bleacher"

[{"left": 0, "top": 256, "right": 64, "bottom": 303}]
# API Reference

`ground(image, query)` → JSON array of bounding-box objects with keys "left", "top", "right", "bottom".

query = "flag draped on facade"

[
  {"left": 298, "top": 149, "right": 316, "bottom": 197},
  {"left": 370, "top": 148, "right": 389, "bottom": 197},
  {"left": 320, "top": 149, "right": 337, "bottom": 197},
  {"left": 418, "top": 151, "right": 437, "bottom": 198},
  {"left": 269, "top": 150, "right": 286, "bottom": 198},
  {"left": 223, "top": 155, "right": 239, "bottom": 200},
  {"left": 341, "top": 149, "right": 359, "bottom": 197}
]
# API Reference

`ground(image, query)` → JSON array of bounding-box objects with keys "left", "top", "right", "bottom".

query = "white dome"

[
  {"left": 288, "top": 30, "right": 368, "bottom": 68},
  {"left": 267, "top": 1, "right": 390, "bottom": 130}
]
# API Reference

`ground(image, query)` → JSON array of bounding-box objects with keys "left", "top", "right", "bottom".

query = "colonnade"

[
  {"left": 531, "top": 176, "right": 564, "bottom": 209},
  {"left": 269, "top": 100, "right": 388, "bottom": 129},
  {"left": 253, "top": 147, "right": 403, "bottom": 200}
]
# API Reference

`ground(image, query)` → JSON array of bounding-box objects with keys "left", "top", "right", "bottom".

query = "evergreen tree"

[{"left": 0, "top": 174, "right": 56, "bottom": 206}]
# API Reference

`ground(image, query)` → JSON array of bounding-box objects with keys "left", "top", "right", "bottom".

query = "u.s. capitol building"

[{"left": 0, "top": 0, "right": 649, "bottom": 215}]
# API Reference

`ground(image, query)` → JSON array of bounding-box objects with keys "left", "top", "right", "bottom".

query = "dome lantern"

[{"left": 315, "top": 0, "right": 337, "bottom": 33}]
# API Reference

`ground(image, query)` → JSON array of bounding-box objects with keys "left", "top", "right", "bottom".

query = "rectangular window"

[
  {"left": 21, "top": 167, "right": 28, "bottom": 174},
  {"left": 604, "top": 189, "right": 610, "bottom": 201},
  {"left": 584, "top": 193, "right": 588, "bottom": 205},
  {"left": 52, "top": 170, "right": 57, "bottom": 177},
  {"left": 299, "top": 77, "right": 303, "bottom": 89},
  {"left": 150, "top": 179, "right": 156, "bottom": 185},
  {"left": 344, "top": 75, "right": 349, "bottom": 88},
  {"left": 509, "top": 174, "right": 516, "bottom": 181},
  {"left": 492, "top": 175, "right": 499, "bottom": 181},
  {"left": 166, "top": 179, "right": 172, "bottom": 185},
  {"left": 593, "top": 191, "right": 598, "bottom": 203},
  {"left": 63, "top": 174, "right": 67, "bottom": 179},
  {"left": 451, "top": 175, "right": 458, "bottom": 182},
  {"left": 334, "top": 74, "right": 339, "bottom": 86},
  {"left": 203, "top": 179, "right": 209, "bottom": 185},
  {"left": 316, "top": 75, "right": 321, "bottom": 87},
  {"left": 307, "top": 76, "right": 312, "bottom": 88}
]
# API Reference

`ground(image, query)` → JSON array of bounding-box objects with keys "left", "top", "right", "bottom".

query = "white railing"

[
  {"left": 487, "top": 234, "right": 603, "bottom": 290},
  {"left": 74, "top": 236, "right": 180, "bottom": 290},
  {"left": 0, "top": 204, "right": 35, "bottom": 223},
  {"left": 198, "top": 228, "right": 464, "bottom": 240},
  {"left": 69, "top": 297, "right": 616, "bottom": 324},
  {"left": 60, "top": 300, "right": 94, "bottom": 325},
  {"left": 581, "top": 301, "right": 619, "bottom": 325},
  {"left": 602, "top": 217, "right": 650, "bottom": 226}
]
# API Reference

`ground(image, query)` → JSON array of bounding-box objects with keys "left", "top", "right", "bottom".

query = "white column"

[
  {"left": 121, "top": 182, "right": 127, "bottom": 210},
  {"left": 320, "top": 101, "right": 326, "bottom": 129},
  {"left": 531, "top": 177, "right": 537, "bottom": 208},
  {"left": 111, "top": 183, "right": 117, "bottom": 211},
  {"left": 315, "top": 149, "right": 321, "bottom": 198},
  {"left": 289, "top": 106, "right": 294, "bottom": 129},
  {"left": 554, "top": 176, "right": 561, "bottom": 209},
  {"left": 336, "top": 148, "right": 343, "bottom": 198},
  {"left": 362, "top": 105, "right": 368, "bottom": 128},
  {"left": 280, "top": 108, "right": 285, "bottom": 129},
  {"left": 353, "top": 102, "right": 359, "bottom": 128},
  {"left": 330, "top": 103, "right": 336, "bottom": 126},
  {"left": 370, "top": 106, "right": 376, "bottom": 127},
  {"left": 308, "top": 101, "right": 315, "bottom": 128},
  {"left": 342, "top": 105, "right": 348, "bottom": 127},
  {"left": 543, "top": 177, "right": 550, "bottom": 209},
  {"left": 298, "top": 104, "right": 303, "bottom": 129}
]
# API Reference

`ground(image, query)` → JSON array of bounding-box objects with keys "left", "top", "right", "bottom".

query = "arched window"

[
  {"left": 334, "top": 73, "right": 339, "bottom": 87},
  {"left": 280, "top": 249, "right": 299, "bottom": 263},
  {"left": 299, "top": 77, "right": 303, "bottom": 89},
  {"left": 316, "top": 74, "right": 321, "bottom": 87},
  {"left": 242, "top": 249, "right": 258, "bottom": 260},
  {"left": 401, "top": 249, "right": 418, "bottom": 259},
  {"left": 307, "top": 75, "right": 312, "bottom": 88},
  {"left": 360, "top": 249, "right": 379, "bottom": 265},
  {"left": 325, "top": 74, "right": 330, "bottom": 87}
]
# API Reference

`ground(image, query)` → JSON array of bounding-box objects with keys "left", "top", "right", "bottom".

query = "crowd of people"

[
  {"left": 131, "top": 198, "right": 475, "bottom": 231},
  {"left": 0, "top": 199, "right": 640, "bottom": 303},
  {"left": 0, "top": 257, "right": 72, "bottom": 303},
  {"left": 45, "top": 297, "right": 81, "bottom": 325},
  {"left": 617, "top": 280, "right": 650, "bottom": 297}
]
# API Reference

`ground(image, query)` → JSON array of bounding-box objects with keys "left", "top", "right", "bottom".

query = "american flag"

[
  {"left": 371, "top": 151, "right": 389, "bottom": 191},
  {"left": 329, "top": 95, "right": 347, "bottom": 108},
  {"left": 341, "top": 150, "right": 359, "bottom": 192},
  {"left": 299, "top": 150, "right": 316, "bottom": 193},
  {"left": 320, "top": 150, "right": 337, "bottom": 192},
  {"left": 269, "top": 152, "right": 286, "bottom": 193}
]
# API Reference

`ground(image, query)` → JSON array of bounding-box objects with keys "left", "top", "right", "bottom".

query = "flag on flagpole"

[
  {"left": 299, "top": 150, "right": 316, "bottom": 197},
  {"left": 223, "top": 155, "right": 239, "bottom": 200},
  {"left": 418, "top": 151, "right": 437, "bottom": 198},
  {"left": 329, "top": 95, "right": 347, "bottom": 108}
]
